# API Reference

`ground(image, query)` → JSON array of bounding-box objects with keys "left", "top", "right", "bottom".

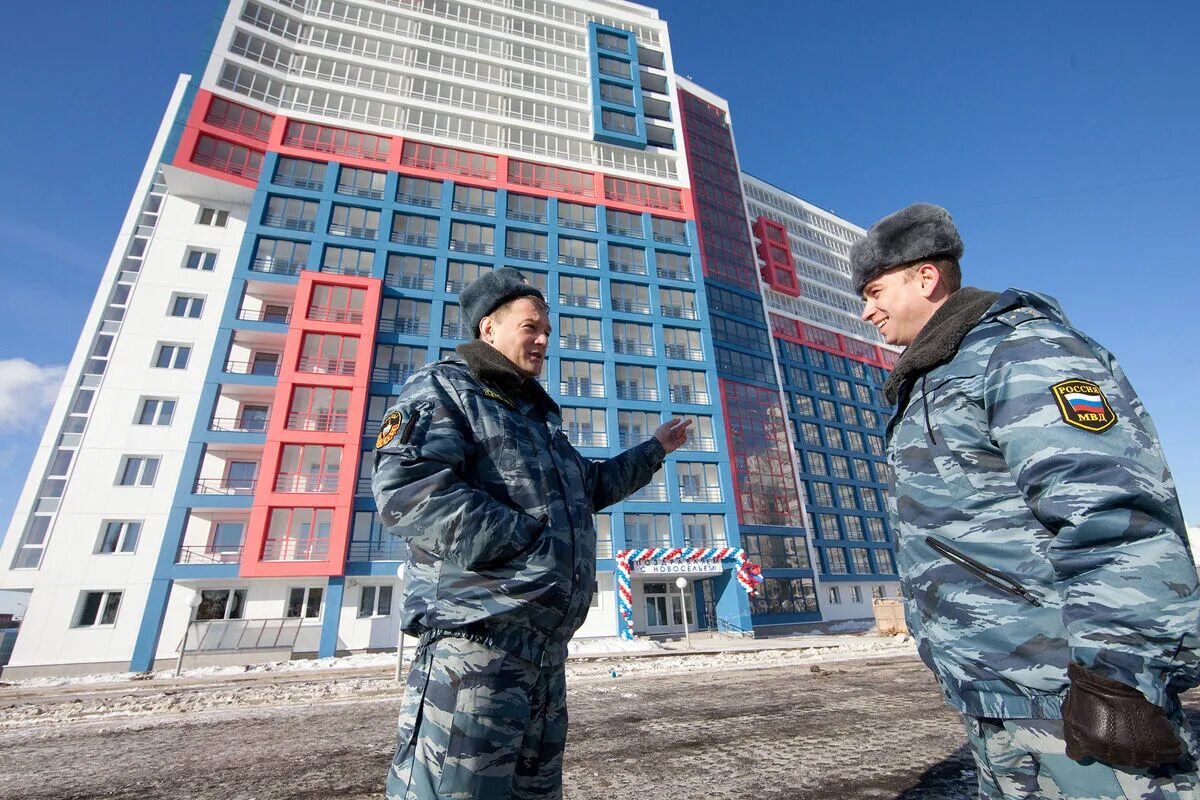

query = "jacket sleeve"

[
  {"left": 371, "top": 370, "right": 544, "bottom": 571},
  {"left": 983, "top": 319, "right": 1200, "bottom": 706},
  {"left": 581, "top": 437, "right": 667, "bottom": 511}
]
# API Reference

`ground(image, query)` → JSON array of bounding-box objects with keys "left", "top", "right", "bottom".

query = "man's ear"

[
  {"left": 478, "top": 314, "right": 493, "bottom": 342},
  {"left": 916, "top": 262, "right": 943, "bottom": 299}
]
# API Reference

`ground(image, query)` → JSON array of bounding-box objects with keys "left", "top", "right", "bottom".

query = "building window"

[
  {"left": 75, "top": 591, "right": 122, "bottom": 627},
  {"left": 824, "top": 547, "right": 849, "bottom": 574},
  {"left": 252, "top": 238, "right": 309, "bottom": 275},
  {"left": 560, "top": 360, "right": 605, "bottom": 399},
  {"left": 396, "top": 176, "right": 443, "bottom": 208},
  {"left": 667, "top": 369, "right": 709, "bottom": 405},
  {"left": 682, "top": 514, "right": 726, "bottom": 548},
  {"left": 506, "top": 229, "right": 549, "bottom": 261},
  {"left": 286, "top": 586, "right": 323, "bottom": 619},
  {"left": 851, "top": 586, "right": 864, "bottom": 603},
  {"left": 117, "top": 456, "right": 159, "bottom": 487},
  {"left": 612, "top": 321, "right": 654, "bottom": 356},
  {"left": 11, "top": 515, "right": 51, "bottom": 569},
  {"left": 321, "top": 246, "right": 374, "bottom": 277},
  {"left": 96, "top": 520, "right": 141, "bottom": 554},
  {"left": 837, "top": 484, "right": 859, "bottom": 509},
  {"left": 558, "top": 201, "right": 597, "bottom": 231},
  {"left": 391, "top": 214, "right": 439, "bottom": 248},
  {"left": 136, "top": 398, "right": 176, "bottom": 426},
  {"left": 560, "top": 237, "right": 599, "bottom": 268},
  {"left": 615, "top": 364, "right": 659, "bottom": 401},
  {"left": 850, "top": 548, "right": 873, "bottom": 574},
  {"left": 749, "top": 577, "right": 818, "bottom": 615},
  {"left": 562, "top": 407, "right": 607, "bottom": 447},
  {"left": 154, "top": 343, "right": 191, "bottom": 369},
  {"left": 617, "top": 410, "right": 660, "bottom": 448},
  {"left": 197, "top": 207, "right": 229, "bottom": 227},
  {"left": 337, "top": 166, "right": 386, "bottom": 199},
  {"left": 655, "top": 250, "right": 693, "bottom": 281},
  {"left": 385, "top": 254, "right": 435, "bottom": 290},
  {"left": 602, "top": 109, "right": 637, "bottom": 134},
  {"left": 197, "top": 589, "right": 247, "bottom": 620},
  {"left": 169, "top": 294, "right": 205, "bottom": 319},
  {"left": 559, "top": 316, "right": 602, "bottom": 352},
  {"left": 358, "top": 585, "right": 393, "bottom": 618},
  {"left": 663, "top": 327, "right": 702, "bottom": 361},
  {"left": 624, "top": 513, "right": 670, "bottom": 548},
  {"left": 660, "top": 288, "right": 698, "bottom": 320},
  {"left": 559, "top": 275, "right": 601, "bottom": 309},
  {"left": 507, "top": 193, "right": 547, "bottom": 223},
  {"left": 742, "top": 533, "right": 810, "bottom": 570},
  {"left": 828, "top": 586, "right": 841, "bottom": 604},
  {"left": 876, "top": 549, "right": 896, "bottom": 574},
  {"left": 452, "top": 185, "right": 496, "bottom": 215},
  {"left": 599, "top": 82, "right": 635, "bottom": 106},
  {"left": 184, "top": 249, "right": 217, "bottom": 271},
  {"left": 651, "top": 217, "right": 688, "bottom": 245},
  {"left": 606, "top": 208, "right": 643, "bottom": 238},
  {"left": 275, "top": 157, "right": 327, "bottom": 190},
  {"left": 445, "top": 261, "right": 492, "bottom": 293},
  {"left": 329, "top": 205, "right": 381, "bottom": 240},
  {"left": 264, "top": 197, "right": 318, "bottom": 232},
  {"left": 449, "top": 221, "right": 495, "bottom": 255},
  {"left": 677, "top": 462, "right": 721, "bottom": 502},
  {"left": 595, "top": 515, "right": 613, "bottom": 559}
]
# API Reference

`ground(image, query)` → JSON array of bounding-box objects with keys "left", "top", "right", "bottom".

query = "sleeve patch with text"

[{"left": 1050, "top": 379, "right": 1117, "bottom": 433}]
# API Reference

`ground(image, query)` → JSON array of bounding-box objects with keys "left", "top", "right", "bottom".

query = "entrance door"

[{"left": 642, "top": 581, "right": 695, "bottom": 634}]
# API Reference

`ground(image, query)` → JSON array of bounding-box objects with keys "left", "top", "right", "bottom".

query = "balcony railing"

[
  {"left": 653, "top": 231, "right": 689, "bottom": 245},
  {"left": 391, "top": 232, "right": 438, "bottom": 248},
  {"left": 210, "top": 416, "right": 269, "bottom": 433},
  {"left": 337, "top": 184, "right": 385, "bottom": 200},
  {"left": 177, "top": 545, "right": 243, "bottom": 565},
  {"left": 357, "top": 476, "right": 373, "bottom": 496},
  {"left": 275, "top": 473, "right": 339, "bottom": 493},
  {"left": 662, "top": 305, "right": 700, "bottom": 320},
  {"left": 319, "top": 264, "right": 372, "bottom": 278},
  {"left": 307, "top": 306, "right": 363, "bottom": 324},
  {"left": 261, "top": 538, "right": 330, "bottom": 562},
  {"left": 274, "top": 175, "right": 323, "bottom": 190},
  {"left": 346, "top": 540, "right": 408, "bottom": 561},
  {"left": 560, "top": 254, "right": 599, "bottom": 269},
  {"left": 262, "top": 215, "right": 315, "bottom": 232},
  {"left": 249, "top": 257, "right": 303, "bottom": 276},
  {"left": 296, "top": 357, "right": 357, "bottom": 376},
  {"left": 611, "top": 299, "right": 651, "bottom": 315},
  {"left": 657, "top": 267, "right": 693, "bottom": 282},
  {"left": 560, "top": 382, "right": 605, "bottom": 399},
  {"left": 285, "top": 412, "right": 349, "bottom": 432},
  {"left": 665, "top": 345, "right": 704, "bottom": 361},
  {"left": 452, "top": 201, "right": 495, "bottom": 215},
  {"left": 395, "top": 191, "right": 441, "bottom": 208},
  {"left": 679, "top": 436, "right": 718, "bottom": 452},
  {"left": 236, "top": 307, "right": 291, "bottom": 324},
  {"left": 669, "top": 388, "right": 710, "bottom": 405},
  {"left": 609, "top": 261, "right": 648, "bottom": 276},
  {"left": 448, "top": 240, "right": 494, "bottom": 255},
  {"left": 559, "top": 294, "right": 602, "bottom": 310},
  {"left": 328, "top": 224, "right": 378, "bottom": 239},
  {"left": 629, "top": 484, "right": 669, "bottom": 502},
  {"left": 224, "top": 360, "right": 281, "bottom": 376},
  {"left": 507, "top": 210, "right": 547, "bottom": 224},
  {"left": 606, "top": 224, "right": 643, "bottom": 239},
  {"left": 372, "top": 365, "right": 417, "bottom": 384},
  {"left": 614, "top": 339, "right": 655, "bottom": 357},
  {"left": 377, "top": 318, "right": 430, "bottom": 336},
  {"left": 616, "top": 386, "right": 659, "bottom": 402},
  {"left": 558, "top": 217, "right": 598, "bottom": 232},
  {"left": 383, "top": 273, "right": 435, "bottom": 291},
  {"left": 442, "top": 322, "right": 470, "bottom": 340},
  {"left": 560, "top": 335, "right": 603, "bottom": 352},
  {"left": 565, "top": 431, "right": 608, "bottom": 448},
  {"left": 506, "top": 247, "right": 547, "bottom": 261},
  {"left": 679, "top": 487, "right": 724, "bottom": 503},
  {"left": 193, "top": 478, "right": 257, "bottom": 495}
]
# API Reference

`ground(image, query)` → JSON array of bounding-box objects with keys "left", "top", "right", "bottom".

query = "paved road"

[{"left": 0, "top": 653, "right": 987, "bottom": 800}]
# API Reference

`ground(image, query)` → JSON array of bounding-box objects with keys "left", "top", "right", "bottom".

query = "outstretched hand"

[{"left": 653, "top": 417, "right": 693, "bottom": 454}]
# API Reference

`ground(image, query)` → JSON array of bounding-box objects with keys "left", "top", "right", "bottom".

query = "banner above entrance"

[{"left": 632, "top": 559, "right": 722, "bottom": 576}]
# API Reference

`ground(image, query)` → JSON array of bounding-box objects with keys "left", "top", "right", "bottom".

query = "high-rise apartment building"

[{"left": 0, "top": 0, "right": 897, "bottom": 677}]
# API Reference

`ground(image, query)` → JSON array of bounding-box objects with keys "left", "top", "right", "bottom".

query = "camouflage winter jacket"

[
  {"left": 373, "top": 340, "right": 666, "bottom": 665},
  {"left": 887, "top": 287, "right": 1200, "bottom": 720}
]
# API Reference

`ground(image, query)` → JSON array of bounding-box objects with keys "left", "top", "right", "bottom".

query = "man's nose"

[{"left": 860, "top": 301, "right": 874, "bottom": 321}]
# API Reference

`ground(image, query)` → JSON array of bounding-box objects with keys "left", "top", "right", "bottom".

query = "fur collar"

[
  {"left": 456, "top": 340, "right": 558, "bottom": 415},
  {"left": 883, "top": 287, "right": 1000, "bottom": 404}
]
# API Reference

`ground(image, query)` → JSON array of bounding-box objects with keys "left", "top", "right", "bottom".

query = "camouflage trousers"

[
  {"left": 964, "top": 716, "right": 1200, "bottom": 799},
  {"left": 386, "top": 635, "right": 568, "bottom": 800}
]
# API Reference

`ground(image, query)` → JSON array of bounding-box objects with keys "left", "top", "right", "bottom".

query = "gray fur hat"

[
  {"left": 850, "top": 203, "right": 963, "bottom": 295},
  {"left": 460, "top": 267, "right": 545, "bottom": 338}
]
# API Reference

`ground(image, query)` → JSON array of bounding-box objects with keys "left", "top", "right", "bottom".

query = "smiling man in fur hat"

[
  {"left": 372, "top": 267, "right": 690, "bottom": 799},
  {"left": 855, "top": 203, "right": 1200, "bottom": 799}
]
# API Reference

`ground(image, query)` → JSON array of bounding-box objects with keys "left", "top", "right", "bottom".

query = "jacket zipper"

[{"left": 925, "top": 537, "right": 1042, "bottom": 607}]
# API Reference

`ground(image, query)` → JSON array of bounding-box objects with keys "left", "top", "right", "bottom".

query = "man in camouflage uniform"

[
  {"left": 373, "top": 267, "right": 690, "bottom": 799},
  {"left": 853, "top": 203, "right": 1200, "bottom": 799}
]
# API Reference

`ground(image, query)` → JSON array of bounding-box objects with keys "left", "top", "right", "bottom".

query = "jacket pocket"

[{"left": 925, "top": 537, "right": 1042, "bottom": 606}]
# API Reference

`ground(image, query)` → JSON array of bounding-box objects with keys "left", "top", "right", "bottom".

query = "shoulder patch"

[
  {"left": 1050, "top": 379, "right": 1116, "bottom": 433},
  {"left": 482, "top": 387, "right": 515, "bottom": 409},
  {"left": 376, "top": 410, "right": 403, "bottom": 448}
]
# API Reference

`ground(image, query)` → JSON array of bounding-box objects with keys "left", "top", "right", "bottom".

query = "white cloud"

[{"left": 0, "top": 359, "right": 67, "bottom": 431}]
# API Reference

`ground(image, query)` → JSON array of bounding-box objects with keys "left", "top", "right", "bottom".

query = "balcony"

[
  {"left": 193, "top": 478, "right": 257, "bottom": 495},
  {"left": 275, "top": 473, "right": 339, "bottom": 493},
  {"left": 609, "top": 261, "right": 648, "bottom": 276},
  {"left": 560, "top": 335, "right": 603, "bottom": 352},
  {"left": 662, "top": 305, "right": 700, "bottom": 320},
  {"left": 507, "top": 210, "right": 547, "bottom": 224},
  {"left": 395, "top": 191, "right": 440, "bottom": 208},
  {"left": 210, "top": 416, "right": 269, "bottom": 433},
  {"left": 653, "top": 231, "right": 689, "bottom": 245},
  {"left": 665, "top": 345, "right": 704, "bottom": 361},
  {"left": 560, "top": 254, "right": 599, "bottom": 269},
  {"left": 619, "top": 431, "right": 649, "bottom": 447},
  {"left": 274, "top": 175, "right": 323, "bottom": 190},
  {"left": 452, "top": 201, "right": 495, "bottom": 215},
  {"left": 657, "top": 266, "right": 693, "bottom": 282},
  {"left": 177, "top": 545, "right": 243, "bottom": 565},
  {"left": 559, "top": 294, "right": 602, "bottom": 310},
  {"left": 606, "top": 224, "right": 643, "bottom": 239},
  {"left": 236, "top": 307, "right": 291, "bottom": 324},
  {"left": 611, "top": 299, "right": 651, "bottom": 315},
  {"left": 390, "top": 232, "right": 437, "bottom": 248},
  {"left": 372, "top": 365, "right": 417, "bottom": 384},
  {"left": 338, "top": 184, "right": 385, "bottom": 200},
  {"left": 262, "top": 215, "right": 315, "bottom": 233},
  {"left": 614, "top": 339, "right": 655, "bottom": 357},
  {"left": 448, "top": 240, "right": 494, "bottom": 255},
  {"left": 616, "top": 385, "right": 659, "bottom": 402},
  {"left": 679, "top": 436, "right": 718, "bottom": 453},
  {"left": 224, "top": 360, "right": 281, "bottom": 377},
  {"left": 377, "top": 318, "right": 430, "bottom": 336},
  {"left": 262, "top": 539, "right": 330, "bottom": 562},
  {"left": 506, "top": 247, "right": 547, "bottom": 261},
  {"left": 442, "top": 322, "right": 470, "bottom": 340},
  {"left": 680, "top": 487, "right": 723, "bottom": 503},
  {"left": 319, "top": 264, "right": 372, "bottom": 278},
  {"left": 296, "top": 357, "right": 357, "bottom": 376},
  {"left": 307, "top": 306, "right": 363, "bottom": 324},
  {"left": 383, "top": 273, "right": 435, "bottom": 291},
  {"left": 565, "top": 430, "right": 608, "bottom": 448},
  {"left": 346, "top": 540, "right": 408, "bottom": 561},
  {"left": 558, "top": 217, "right": 597, "bottom": 232},
  {"left": 285, "top": 412, "right": 349, "bottom": 433},
  {"left": 669, "top": 388, "right": 710, "bottom": 405},
  {"left": 249, "top": 257, "right": 303, "bottom": 276},
  {"left": 628, "top": 484, "right": 669, "bottom": 502},
  {"left": 328, "top": 224, "right": 378, "bottom": 240},
  {"left": 560, "top": 382, "right": 605, "bottom": 399}
]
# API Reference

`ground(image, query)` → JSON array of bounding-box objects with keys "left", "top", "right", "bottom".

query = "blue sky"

[{"left": 1, "top": 2, "right": 1197, "bottom": 612}]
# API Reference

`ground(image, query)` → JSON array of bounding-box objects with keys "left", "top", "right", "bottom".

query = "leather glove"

[{"left": 1062, "top": 661, "right": 1185, "bottom": 768}]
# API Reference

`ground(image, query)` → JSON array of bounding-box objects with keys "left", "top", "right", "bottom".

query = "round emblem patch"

[{"left": 376, "top": 410, "right": 403, "bottom": 448}]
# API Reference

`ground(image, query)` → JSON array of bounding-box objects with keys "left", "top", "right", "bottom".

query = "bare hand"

[{"left": 653, "top": 417, "right": 693, "bottom": 454}]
